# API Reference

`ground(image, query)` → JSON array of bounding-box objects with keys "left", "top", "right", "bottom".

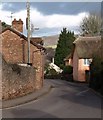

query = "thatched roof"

[{"left": 73, "top": 36, "right": 101, "bottom": 58}]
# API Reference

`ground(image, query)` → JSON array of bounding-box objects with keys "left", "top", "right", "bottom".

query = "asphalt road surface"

[{"left": 2, "top": 79, "right": 102, "bottom": 118}]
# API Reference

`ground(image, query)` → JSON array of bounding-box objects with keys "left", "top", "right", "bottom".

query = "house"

[
  {"left": 65, "top": 36, "right": 101, "bottom": 82},
  {"left": 64, "top": 53, "right": 73, "bottom": 66},
  {"left": 0, "top": 18, "right": 46, "bottom": 89}
]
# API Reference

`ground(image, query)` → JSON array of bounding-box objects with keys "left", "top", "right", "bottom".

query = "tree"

[
  {"left": 1, "top": 22, "right": 10, "bottom": 30},
  {"left": 54, "top": 28, "right": 75, "bottom": 69},
  {"left": 80, "top": 13, "right": 102, "bottom": 36},
  {"left": 89, "top": 55, "right": 102, "bottom": 95}
]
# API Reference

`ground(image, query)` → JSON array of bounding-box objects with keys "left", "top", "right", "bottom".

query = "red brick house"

[
  {"left": 64, "top": 36, "right": 101, "bottom": 82},
  {"left": 1, "top": 19, "right": 45, "bottom": 89}
]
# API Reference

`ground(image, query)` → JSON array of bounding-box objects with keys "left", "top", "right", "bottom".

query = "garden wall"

[{"left": 2, "top": 57, "right": 36, "bottom": 100}]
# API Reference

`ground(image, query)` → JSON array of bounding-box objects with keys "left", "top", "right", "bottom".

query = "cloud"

[{"left": 0, "top": 4, "right": 88, "bottom": 36}]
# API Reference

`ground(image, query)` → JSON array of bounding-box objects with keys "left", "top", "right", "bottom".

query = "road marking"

[{"left": 76, "top": 88, "right": 90, "bottom": 96}]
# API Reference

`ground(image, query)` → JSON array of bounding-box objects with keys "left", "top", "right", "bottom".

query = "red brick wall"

[
  {"left": 12, "top": 19, "right": 23, "bottom": 33},
  {"left": 2, "top": 30, "right": 44, "bottom": 89},
  {"left": 2, "top": 30, "right": 24, "bottom": 63},
  {"left": 24, "top": 42, "right": 44, "bottom": 89}
]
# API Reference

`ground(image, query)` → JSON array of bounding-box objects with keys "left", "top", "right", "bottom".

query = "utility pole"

[{"left": 26, "top": 1, "right": 31, "bottom": 65}]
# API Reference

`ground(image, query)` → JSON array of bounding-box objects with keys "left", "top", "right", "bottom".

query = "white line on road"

[{"left": 76, "top": 88, "right": 90, "bottom": 96}]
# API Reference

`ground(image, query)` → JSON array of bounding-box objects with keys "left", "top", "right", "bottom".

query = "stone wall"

[{"left": 2, "top": 57, "right": 36, "bottom": 100}]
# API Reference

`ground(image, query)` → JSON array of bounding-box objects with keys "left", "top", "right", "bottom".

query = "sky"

[{"left": 0, "top": 2, "right": 101, "bottom": 37}]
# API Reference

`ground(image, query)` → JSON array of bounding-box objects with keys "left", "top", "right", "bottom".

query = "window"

[{"left": 84, "top": 59, "right": 90, "bottom": 66}]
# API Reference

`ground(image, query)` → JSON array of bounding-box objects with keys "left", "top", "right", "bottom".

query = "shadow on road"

[
  {"left": 60, "top": 89, "right": 101, "bottom": 109},
  {"left": 2, "top": 108, "right": 58, "bottom": 118}
]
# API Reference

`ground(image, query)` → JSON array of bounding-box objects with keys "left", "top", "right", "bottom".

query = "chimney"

[{"left": 12, "top": 18, "right": 23, "bottom": 33}]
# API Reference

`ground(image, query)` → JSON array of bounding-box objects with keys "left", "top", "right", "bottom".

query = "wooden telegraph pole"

[{"left": 26, "top": 1, "right": 31, "bottom": 65}]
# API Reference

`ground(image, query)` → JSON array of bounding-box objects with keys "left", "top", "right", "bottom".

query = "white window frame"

[{"left": 84, "top": 59, "right": 90, "bottom": 66}]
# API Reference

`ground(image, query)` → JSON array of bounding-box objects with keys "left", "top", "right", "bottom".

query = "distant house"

[
  {"left": 1, "top": 18, "right": 45, "bottom": 89},
  {"left": 64, "top": 36, "right": 101, "bottom": 82}
]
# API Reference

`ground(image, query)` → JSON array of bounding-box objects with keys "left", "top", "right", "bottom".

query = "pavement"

[{"left": 2, "top": 80, "right": 53, "bottom": 109}]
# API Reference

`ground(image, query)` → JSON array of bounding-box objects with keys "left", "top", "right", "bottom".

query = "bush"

[
  {"left": 48, "top": 68, "right": 58, "bottom": 76},
  {"left": 62, "top": 65, "right": 73, "bottom": 74},
  {"left": 62, "top": 65, "right": 73, "bottom": 81},
  {"left": 44, "top": 67, "right": 61, "bottom": 79},
  {"left": 89, "top": 56, "right": 103, "bottom": 95}
]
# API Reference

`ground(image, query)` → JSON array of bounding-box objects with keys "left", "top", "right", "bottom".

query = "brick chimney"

[{"left": 12, "top": 19, "right": 23, "bottom": 33}]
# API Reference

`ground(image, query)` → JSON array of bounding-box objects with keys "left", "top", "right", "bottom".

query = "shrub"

[
  {"left": 44, "top": 67, "right": 61, "bottom": 79},
  {"left": 48, "top": 68, "right": 58, "bottom": 76},
  {"left": 89, "top": 56, "right": 103, "bottom": 95},
  {"left": 62, "top": 65, "right": 73, "bottom": 81},
  {"left": 62, "top": 65, "right": 73, "bottom": 74}
]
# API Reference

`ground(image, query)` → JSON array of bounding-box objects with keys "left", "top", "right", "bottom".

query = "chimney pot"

[{"left": 12, "top": 18, "right": 23, "bottom": 32}]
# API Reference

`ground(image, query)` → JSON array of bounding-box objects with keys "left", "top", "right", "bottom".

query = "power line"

[{"left": 7, "top": 12, "right": 15, "bottom": 25}]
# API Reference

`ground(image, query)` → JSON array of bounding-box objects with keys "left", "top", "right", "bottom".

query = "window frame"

[{"left": 84, "top": 59, "right": 90, "bottom": 66}]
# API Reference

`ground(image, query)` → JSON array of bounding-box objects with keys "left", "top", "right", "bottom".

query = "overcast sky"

[{"left": 0, "top": 2, "right": 101, "bottom": 36}]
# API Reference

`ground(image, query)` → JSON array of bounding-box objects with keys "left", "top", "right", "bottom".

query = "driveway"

[{"left": 2, "top": 79, "right": 102, "bottom": 118}]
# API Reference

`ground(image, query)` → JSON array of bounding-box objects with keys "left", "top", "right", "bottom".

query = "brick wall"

[
  {"left": 2, "top": 30, "right": 24, "bottom": 63},
  {"left": 24, "top": 42, "right": 44, "bottom": 89},
  {"left": 1, "top": 17, "right": 45, "bottom": 93},
  {"left": 12, "top": 19, "right": 23, "bottom": 33},
  {"left": 2, "top": 29, "right": 44, "bottom": 91}
]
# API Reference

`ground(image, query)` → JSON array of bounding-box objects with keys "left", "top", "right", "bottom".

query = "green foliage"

[
  {"left": 54, "top": 28, "right": 75, "bottom": 68},
  {"left": 48, "top": 68, "right": 58, "bottom": 76},
  {"left": 62, "top": 65, "right": 73, "bottom": 74},
  {"left": 89, "top": 56, "right": 103, "bottom": 95},
  {"left": 44, "top": 67, "right": 61, "bottom": 79},
  {"left": 61, "top": 66, "right": 73, "bottom": 81},
  {"left": 2, "top": 22, "right": 11, "bottom": 30}
]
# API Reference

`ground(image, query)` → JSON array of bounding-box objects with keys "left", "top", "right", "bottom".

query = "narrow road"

[{"left": 2, "top": 79, "right": 102, "bottom": 118}]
